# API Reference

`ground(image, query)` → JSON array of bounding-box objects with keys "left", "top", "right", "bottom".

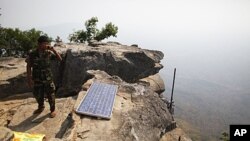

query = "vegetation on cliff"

[
  {"left": 0, "top": 28, "right": 50, "bottom": 57},
  {"left": 69, "top": 17, "right": 118, "bottom": 43}
]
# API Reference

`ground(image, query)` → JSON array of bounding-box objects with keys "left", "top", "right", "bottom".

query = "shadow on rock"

[{"left": 8, "top": 113, "right": 50, "bottom": 132}]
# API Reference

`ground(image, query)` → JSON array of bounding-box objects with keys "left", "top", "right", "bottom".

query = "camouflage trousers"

[{"left": 33, "top": 81, "right": 56, "bottom": 112}]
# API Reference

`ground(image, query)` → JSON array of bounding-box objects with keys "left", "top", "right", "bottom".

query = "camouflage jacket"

[{"left": 26, "top": 49, "right": 56, "bottom": 83}]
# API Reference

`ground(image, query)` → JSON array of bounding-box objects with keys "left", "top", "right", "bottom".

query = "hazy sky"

[
  {"left": 1, "top": 0, "right": 250, "bottom": 38},
  {"left": 1, "top": 0, "right": 250, "bottom": 90}
]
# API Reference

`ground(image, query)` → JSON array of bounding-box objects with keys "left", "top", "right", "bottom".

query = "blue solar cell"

[{"left": 76, "top": 82, "right": 118, "bottom": 119}]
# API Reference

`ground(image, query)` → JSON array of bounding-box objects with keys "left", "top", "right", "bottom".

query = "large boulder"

[
  {"left": 0, "top": 57, "right": 30, "bottom": 98},
  {"left": 0, "top": 42, "right": 164, "bottom": 99},
  {"left": 61, "top": 70, "right": 174, "bottom": 141},
  {"left": 140, "top": 73, "right": 165, "bottom": 94},
  {"left": 52, "top": 42, "right": 164, "bottom": 97},
  {"left": 0, "top": 127, "right": 14, "bottom": 141}
]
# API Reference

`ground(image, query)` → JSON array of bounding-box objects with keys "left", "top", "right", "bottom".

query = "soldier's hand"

[{"left": 46, "top": 45, "right": 54, "bottom": 51}]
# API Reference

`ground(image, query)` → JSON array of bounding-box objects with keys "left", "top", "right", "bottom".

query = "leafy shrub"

[
  {"left": 69, "top": 17, "right": 118, "bottom": 43},
  {"left": 0, "top": 27, "right": 50, "bottom": 57}
]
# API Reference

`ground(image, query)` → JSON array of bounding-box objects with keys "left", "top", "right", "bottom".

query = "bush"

[
  {"left": 219, "top": 132, "right": 229, "bottom": 141},
  {"left": 69, "top": 17, "right": 118, "bottom": 43},
  {"left": 0, "top": 27, "right": 50, "bottom": 57}
]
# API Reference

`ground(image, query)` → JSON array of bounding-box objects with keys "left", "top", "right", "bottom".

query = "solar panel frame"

[{"left": 76, "top": 81, "right": 118, "bottom": 119}]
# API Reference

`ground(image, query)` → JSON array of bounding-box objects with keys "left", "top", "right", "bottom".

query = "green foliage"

[
  {"left": 95, "top": 22, "right": 118, "bottom": 41},
  {"left": 0, "top": 27, "right": 49, "bottom": 57},
  {"left": 219, "top": 132, "right": 229, "bottom": 141},
  {"left": 69, "top": 17, "right": 118, "bottom": 43},
  {"left": 85, "top": 17, "right": 99, "bottom": 41}
]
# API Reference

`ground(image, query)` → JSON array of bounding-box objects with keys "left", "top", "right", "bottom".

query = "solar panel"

[{"left": 76, "top": 81, "right": 118, "bottom": 119}]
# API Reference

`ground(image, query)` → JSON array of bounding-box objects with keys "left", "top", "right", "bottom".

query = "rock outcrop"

[
  {"left": 160, "top": 127, "right": 192, "bottom": 141},
  {"left": 0, "top": 42, "right": 191, "bottom": 141},
  {"left": 140, "top": 73, "right": 165, "bottom": 94},
  {"left": 0, "top": 57, "right": 30, "bottom": 98},
  {"left": 1, "top": 70, "right": 175, "bottom": 141},
  {"left": 52, "top": 42, "right": 164, "bottom": 97},
  {"left": 68, "top": 70, "right": 174, "bottom": 141},
  {"left": 0, "top": 127, "right": 13, "bottom": 141}
]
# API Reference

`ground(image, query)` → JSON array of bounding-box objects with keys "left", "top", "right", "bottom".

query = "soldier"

[{"left": 26, "top": 35, "right": 62, "bottom": 118}]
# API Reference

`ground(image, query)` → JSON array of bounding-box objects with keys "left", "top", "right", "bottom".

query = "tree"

[
  {"left": 0, "top": 27, "right": 50, "bottom": 57},
  {"left": 219, "top": 132, "right": 229, "bottom": 141},
  {"left": 69, "top": 17, "right": 118, "bottom": 43}
]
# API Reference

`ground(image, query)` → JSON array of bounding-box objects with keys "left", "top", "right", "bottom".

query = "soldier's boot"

[{"left": 50, "top": 111, "right": 56, "bottom": 118}]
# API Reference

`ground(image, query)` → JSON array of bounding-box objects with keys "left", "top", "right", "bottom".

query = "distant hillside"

[{"left": 162, "top": 73, "right": 250, "bottom": 140}]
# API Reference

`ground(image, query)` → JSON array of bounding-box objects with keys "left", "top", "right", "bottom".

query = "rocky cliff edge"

[{"left": 0, "top": 41, "right": 191, "bottom": 141}]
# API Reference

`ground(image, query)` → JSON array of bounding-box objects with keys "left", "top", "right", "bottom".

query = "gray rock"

[
  {"left": 0, "top": 42, "right": 164, "bottom": 98},
  {"left": 140, "top": 73, "right": 165, "bottom": 94},
  {"left": 52, "top": 43, "right": 164, "bottom": 97},
  {"left": 160, "top": 127, "right": 193, "bottom": 141},
  {"left": 0, "top": 127, "right": 14, "bottom": 141},
  {"left": 0, "top": 57, "right": 31, "bottom": 98},
  {"left": 131, "top": 44, "right": 138, "bottom": 47},
  {"left": 7, "top": 97, "right": 76, "bottom": 139},
  {"left": 88, "top": 40, "right": 108, "bottom": 47},
  {"left": 64, "top": 70, "right": 173, "bottom": 141}
]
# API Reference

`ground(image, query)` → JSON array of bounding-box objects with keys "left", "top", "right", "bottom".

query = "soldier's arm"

[
  {"left": 48, "top": 46, "right": 62, "bottom": 61},
  {"left": 26, "top": 56, "right": 33, "bottom": 88}
]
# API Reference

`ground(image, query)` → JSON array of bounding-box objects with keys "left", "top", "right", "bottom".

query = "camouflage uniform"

[{"left": 26, "top": 49, "right": 56, "bottom": 112}]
